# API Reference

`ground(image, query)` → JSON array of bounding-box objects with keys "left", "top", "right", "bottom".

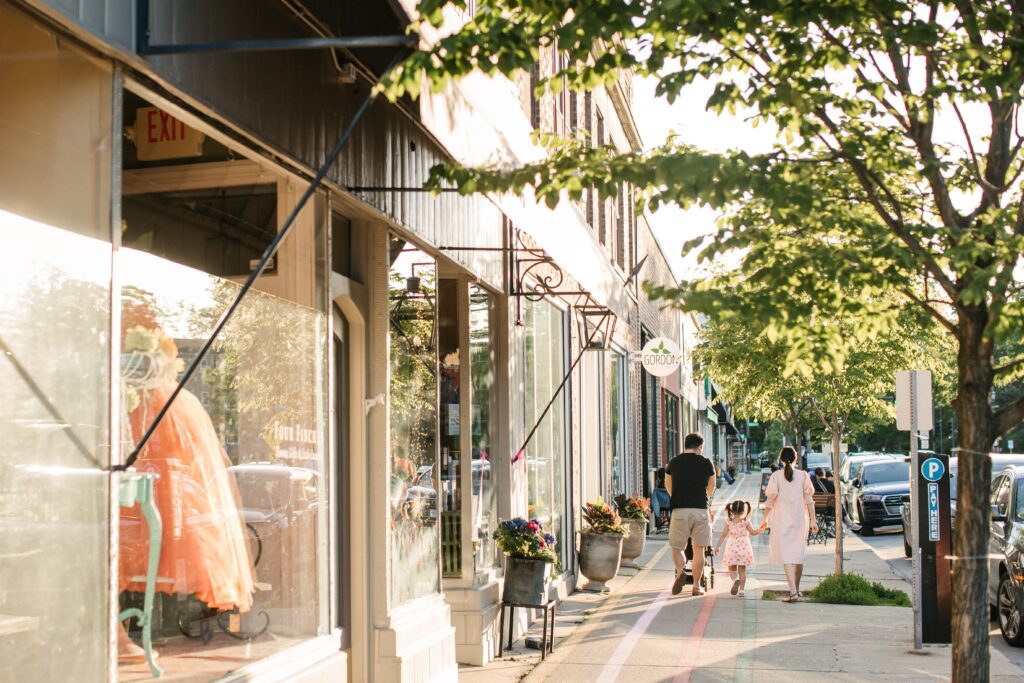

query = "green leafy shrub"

[
  {"left": 613, "top": 493, "right": 651, "bottom": 521},
  {"left": 807, "top": 573, "right": 911, "bottom": 607},
  {"left": 582, "top": 497, "right": 628, "bottom": 535}
]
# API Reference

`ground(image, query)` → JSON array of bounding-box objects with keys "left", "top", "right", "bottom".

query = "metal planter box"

[{"left": 502, "top": 556, "right": 552, "bottom": 605}]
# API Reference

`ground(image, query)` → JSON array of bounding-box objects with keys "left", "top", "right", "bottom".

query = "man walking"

[{"left": 665, "top": 433, "right": 716, "bottom": 596}]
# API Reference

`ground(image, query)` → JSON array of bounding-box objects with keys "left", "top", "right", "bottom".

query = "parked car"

[
  {"left": 849, "top": 459, "right": 911, "bottom": 535},
  {"left": 902, "top": 454, "right": 1024, "bottom": 557},
  {"left": 841, "top": 454, "right": 902, "bottom": 520},
  {"left": 988, "top": 465, "right": 1024, "bottom": 647},
  {"left": 804, "top": 451, "right": 834, "bottom": 475}
]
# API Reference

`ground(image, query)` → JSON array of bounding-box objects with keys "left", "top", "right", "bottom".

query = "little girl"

[{"left": 713, "top": 500, "right": 767, "bottom": 596}]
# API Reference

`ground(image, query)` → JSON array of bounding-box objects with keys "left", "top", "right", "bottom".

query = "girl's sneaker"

[{"left": 730, "top": 579, "right": 740, "bottom": 595}]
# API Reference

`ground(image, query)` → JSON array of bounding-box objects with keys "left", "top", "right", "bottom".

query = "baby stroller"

[{"left": 683, "top": 538, "right": 715, "bottom": 590}]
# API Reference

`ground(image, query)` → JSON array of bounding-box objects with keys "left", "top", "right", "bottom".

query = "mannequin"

[{"left": 118, "top": 296, "right": 254, "bottom": 662}]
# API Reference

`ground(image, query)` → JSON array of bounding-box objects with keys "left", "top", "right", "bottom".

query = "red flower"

[
  {"left": 539, "top": 540, "right": 546, "bottom": 548},
  {"left": 528, "top": 521, "right": 539, "bottom": 531}
]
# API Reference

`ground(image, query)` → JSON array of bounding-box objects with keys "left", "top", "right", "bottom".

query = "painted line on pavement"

[
  {"left": 672, "top": 594, "right": 719, "bottom": 683},
  {"left": 593, "top": 476, "right": 753, "bottom": 683}
]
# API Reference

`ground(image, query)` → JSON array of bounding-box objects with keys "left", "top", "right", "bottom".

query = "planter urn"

[
  {"left": 502, "top": 556, "right": 552, "bottom": 605},
  {"left": 578, "top": 532, "right": 624, "bottom": 591},
  {"left": 620, "top": 518, "right": 647, "bottom": 567}
]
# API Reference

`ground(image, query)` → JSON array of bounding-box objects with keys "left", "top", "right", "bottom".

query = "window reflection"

[
  {"left": 388, "top": 237, "right": 440, "bottom": 603},
  {"left": 469, "top": 286, "right": 497, "bottom": 570},
  {"left": 524, "top": 299, "right": 568, "bottom": 568}
]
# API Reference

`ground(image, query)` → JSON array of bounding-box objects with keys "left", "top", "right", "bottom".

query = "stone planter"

[
  {"left": 620, "top": 518, "right": 647, "bottom": 567},
  {"left": 502, "top": 556, "right": 552, "bottom": 605},
  {"left": 578, "top": 532, "right": 624, "bottom": 591}
]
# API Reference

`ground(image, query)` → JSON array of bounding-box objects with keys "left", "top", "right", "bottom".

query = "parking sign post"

[{"left": 896, "top": 370, "right": 950, "bottom": 647}]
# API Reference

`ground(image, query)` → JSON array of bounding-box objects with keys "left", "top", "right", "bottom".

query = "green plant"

[
  {"left": 806, "top": 573, "right": 910, "bottom": 608},
  {"left": 493, "top": 518, "right": 557, "bottom": 563},
  {"left": 582, "top": 497, "right": 627, "bottom": 535},
  {"left": 613, "top": 493, "right": 651, "bottom": 521},
  {"left": 762, "top": 590, "right": 777, "bottom": 601}
]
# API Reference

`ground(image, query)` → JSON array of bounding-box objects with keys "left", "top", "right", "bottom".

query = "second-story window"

[
  {"left": 616, "top": 183, "right": 626, "bottom": 268},
  {"left": 597, "top": 110, "right": 606, "bottom": 245}
]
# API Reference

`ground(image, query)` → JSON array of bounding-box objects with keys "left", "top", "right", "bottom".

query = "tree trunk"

[
  {"left": 831, "top": 413, "right": 844, "bottom": 576},
  {"left": 951, "top": 308, "right": 996, "bottom": 683}
]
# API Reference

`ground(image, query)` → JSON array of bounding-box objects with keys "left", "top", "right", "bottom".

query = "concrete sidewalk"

[{"left": 462, "top": 473, "right": 1023, "bottom": 682}]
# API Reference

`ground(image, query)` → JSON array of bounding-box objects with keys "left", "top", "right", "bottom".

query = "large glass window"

[
  {"left": 388, "top": 238, "right": 440, "bottom": 604},
  {"left": 610, "top": 352, "right": 628, "bottom": 496},
  {"left": 1, "top": 8, "right": 113, "bottom": 680},
  {"left": 664, "top": 392, "right": 681, "bottom": 460},
  {"left": 469, "top": 285, "right": 498, "bottom": 570},
  {"left": 116, "top": 91, "right": 329, "bottom": 679},
  {"left": 438, "top": 279, "right": 462, "bottom": 577},
  {"left": 525, "top": 299, "right": 569, "bottom": 568}
]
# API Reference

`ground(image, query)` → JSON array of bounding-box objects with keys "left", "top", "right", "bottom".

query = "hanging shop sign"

[
  {"left": 639, "top": 337, "right": 682, "bottom": 378},
  {"left": 133, "top": 106, "right": 206, "bottom": 161}
]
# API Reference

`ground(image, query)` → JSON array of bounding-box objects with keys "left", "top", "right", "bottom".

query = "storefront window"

[
  {"left": 438, "top": 278, "right": 461, "bottom": 577},
  {"left": 610, "top": 352, "right": 627, "bottom": 496},
  {"left": 664, "top": 392, "right": 681, "bottom": 459},
  {"left": 524, "top": 299, "right": 568, "bottom": 568},
  {"left": 469, "top": 285, "right": 498, "bottom": 570},
  {"left": 116, "top": 94, "right": 329, "bottom": 679},
  {"left": 388, "top": 238, "right": 440, "bottom": 604},
  {"left": 1, "top": 8, "right": 113, "bottom": 679}
]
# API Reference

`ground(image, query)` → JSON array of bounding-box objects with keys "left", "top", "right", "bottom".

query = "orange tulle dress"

[{"left": 119, "top": 352, "right": 254, "bottom": 613}]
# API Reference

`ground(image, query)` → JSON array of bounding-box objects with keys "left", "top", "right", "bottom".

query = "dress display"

[{"left": 119, "top": 302, "right": 254, "bottom": 613}]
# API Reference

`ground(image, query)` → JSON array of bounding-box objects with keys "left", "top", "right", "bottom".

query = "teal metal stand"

[{"left": 117, "top": 470, "right": 163, "bottom": 678}]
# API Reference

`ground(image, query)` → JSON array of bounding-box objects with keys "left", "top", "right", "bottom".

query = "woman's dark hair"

[
  {"left": 727, "top": 500, "right": 751, "bottom": 520},
  {"left": 779, "top": 447, "right": 797, "bottom": 482}
]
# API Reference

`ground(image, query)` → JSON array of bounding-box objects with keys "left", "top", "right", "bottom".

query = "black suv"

[
  {"left": 850, "top": 459, "right": 910, "bottom": 535},
  {"left": 989, "top": 465, "right": 1024, "bottom": 647}
]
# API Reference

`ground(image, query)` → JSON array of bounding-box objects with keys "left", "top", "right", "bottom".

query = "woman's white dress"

[{"left": 765, "top": 468, "right": 814, "bottom": 564}]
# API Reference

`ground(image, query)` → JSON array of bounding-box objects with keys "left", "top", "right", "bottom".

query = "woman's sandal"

[{"left": 782, "top": 593, "right": 799, "bottom": 603}]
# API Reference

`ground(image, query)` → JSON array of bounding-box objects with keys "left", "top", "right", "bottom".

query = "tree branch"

[
  {"left": 900, "top": 287, "right": 958, "bottom": 333},
  {"left": 996, "top": 395, "right": 1024, "bottom": 437},
  {"left": 994, "top": 353, "right": 1024, "bottom": 376}
]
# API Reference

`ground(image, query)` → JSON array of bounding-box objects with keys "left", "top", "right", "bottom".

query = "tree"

[
  {"left": 383, "top": 3, "right": 1024, "bottom": 676},
  {"left": 696, "top": 289, "right": 950, "bottom": 574}
]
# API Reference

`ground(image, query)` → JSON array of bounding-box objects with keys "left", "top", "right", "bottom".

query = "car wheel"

[
  {"left": 903, "top": 533, "right": 912, "bottom": 558},
  {"left": 998, "top": 574, "right": 1024, "bottom": 647},
  {"left": 861, "top": 524, "right": 875, "bottom": 536}
]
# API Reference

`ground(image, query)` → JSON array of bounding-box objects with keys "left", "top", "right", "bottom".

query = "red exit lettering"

[{"left": 146, "top": 108, "right": 187, "bottom": 143}]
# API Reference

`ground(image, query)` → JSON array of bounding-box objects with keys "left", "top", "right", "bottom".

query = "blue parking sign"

[
  {"left": 922, "top": 457, "right": 945, "bottom": 482},
  {"left": 927, "top": 483, "right": 940, "bottom": 541}
]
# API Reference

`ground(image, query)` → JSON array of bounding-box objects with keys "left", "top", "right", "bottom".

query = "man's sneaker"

[{"left": 671, "top": 571, "right": 686, "bottom": 595}]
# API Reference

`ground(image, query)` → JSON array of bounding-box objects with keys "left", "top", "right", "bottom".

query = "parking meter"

[{"left": 913, "top": 453, "right": 952, "bottom": 643}]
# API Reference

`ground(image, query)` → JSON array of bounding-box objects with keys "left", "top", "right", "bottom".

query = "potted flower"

[
  {"left": 494, "top": 518, "right": 557, "bottom": 605},
  {"left": 614, "top": 493, "right": 651, "bottom": 567},
  {"left": 578, "top": 497, "right": 628, "bottom": 591}
]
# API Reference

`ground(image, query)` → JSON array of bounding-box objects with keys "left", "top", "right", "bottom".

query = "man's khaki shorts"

[{"left": 668, "top": 508, "right": 712, "bottom": 549}]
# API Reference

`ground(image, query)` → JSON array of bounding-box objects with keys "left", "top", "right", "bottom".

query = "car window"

[
  {"left": 992, "top": 475, "right": 1010, "bottom": 516},
  {"left": 861, "top": 461, "right": 909, "bottom": 485},
  {"left": 1015, "top": 478, "right": 1024, "bottom": 522}
]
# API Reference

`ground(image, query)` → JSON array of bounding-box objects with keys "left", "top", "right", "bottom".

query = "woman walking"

[{"left": 764, "top": 447, "right": 817, "bottom": 602}]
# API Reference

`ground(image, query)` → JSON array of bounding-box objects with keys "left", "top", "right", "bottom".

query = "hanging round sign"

[{"left": 640, "top": 337, "right": 683, "bottom": 377}]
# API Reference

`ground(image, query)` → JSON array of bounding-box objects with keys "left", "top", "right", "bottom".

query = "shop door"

[{"left": 580, "top": 351, "right": 604, "bottom": 503}]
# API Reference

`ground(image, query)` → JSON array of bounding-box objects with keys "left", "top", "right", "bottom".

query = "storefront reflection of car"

[
  {"left": 988, "top": 465, "right": 1024, "bottom": 647},
  {"left": 901, "top": 454, "right": 1024, "bottom": 557},
  {"left": 406, "top": 459, "right": 492, "bottom": 516},
  {"left": 849, "top": 459, "right": 911, "bottom": 535},
  {"left": 230, "top": 462, "right": 320, "bottom": 528}
]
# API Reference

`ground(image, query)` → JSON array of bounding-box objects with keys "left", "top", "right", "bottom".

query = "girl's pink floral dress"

[{"left": 722, "top": 519, "right": 755, "bottom": 567}]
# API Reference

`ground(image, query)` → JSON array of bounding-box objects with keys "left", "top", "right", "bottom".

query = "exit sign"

[{"left": 133, "top": 107, "right": 205, "bottom": 161}]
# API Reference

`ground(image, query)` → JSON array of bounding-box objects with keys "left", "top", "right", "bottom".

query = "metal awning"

[{"left": 418, "top": 71, "right": 632, "bottom": 322}]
